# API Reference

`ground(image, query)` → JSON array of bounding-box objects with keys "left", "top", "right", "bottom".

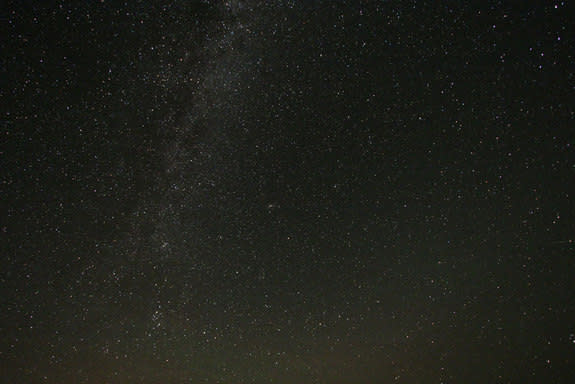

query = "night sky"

[{"left": 2, "top": 1, "right": 575, "bottom": 383}]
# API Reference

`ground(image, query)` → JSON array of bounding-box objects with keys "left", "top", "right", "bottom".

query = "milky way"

[{"left": 2, "top": 1, "right": 575, "bottom": 383}]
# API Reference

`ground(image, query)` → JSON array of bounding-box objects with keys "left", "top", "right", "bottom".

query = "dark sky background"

[{"left": 2, "top": 0, "right": 575, "bottom": 383}]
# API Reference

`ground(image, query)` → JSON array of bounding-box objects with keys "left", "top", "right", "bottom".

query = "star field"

[{"left": 2, "top": 1, "right": 575, "bottom": 383}]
